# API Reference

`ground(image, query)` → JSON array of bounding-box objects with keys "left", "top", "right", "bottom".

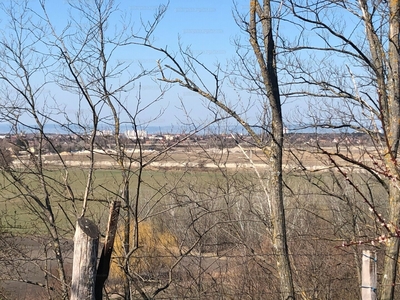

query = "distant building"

[
  {"left": 148, "top": 134, "right": 164, "bottom": 140},
  {"left": 96, "top": 130, "right": 113, "bottom": 136},
  {"left": 163, "top": 134, "right": 174, "bottom": 141},
  {"left": 125, "top": 130, "right": 147, "bottom": 140}
]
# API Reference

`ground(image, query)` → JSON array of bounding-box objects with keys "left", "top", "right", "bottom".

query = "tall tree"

[
  {"left": 147, "top": 0, "right": 295, "bottom": 298},
  {"left": 283, "top": 0, "right": 400, "bottom": 298}
]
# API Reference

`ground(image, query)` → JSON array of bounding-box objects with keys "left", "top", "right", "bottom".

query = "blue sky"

[
  {"left": 21, "top": 0, "right": 245, "bottom": 130},
  {"left": 0, "top": 0, "right": 365, "bottom": 132},
  {"left": 131, "top": 0, "right": 242, "bottom": 126}
]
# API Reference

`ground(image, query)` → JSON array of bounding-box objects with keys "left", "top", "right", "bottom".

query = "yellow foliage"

[{"left": 110, "top": 221, "right": 178, "bottom": 279}]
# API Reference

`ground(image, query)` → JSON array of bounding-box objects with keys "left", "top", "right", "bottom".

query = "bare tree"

[
  {"left": 0, "top": 2, "right": 71, "bottom": 298},
  {"left": 0, "top": 0, "right": 181, "bottom": 299},
  {"left": 145, "top": 0, "right": 295, "bottom": 298},
  {"left": 281, "top": 0, "right": 400, "bottom": 298}
]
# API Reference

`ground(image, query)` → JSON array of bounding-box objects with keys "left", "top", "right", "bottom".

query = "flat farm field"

[{"left": 38, "top": 145, "right": 379, "bottom": 171}]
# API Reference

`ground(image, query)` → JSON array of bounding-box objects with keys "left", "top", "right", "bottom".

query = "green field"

[
  {"left": 0, "top": 165, "right": 244, "bottom": 236},
  {"left": 0, "top": 161, "right": 387, "bottom": 238},
  {"left": 0, "top": 159, "right": 389, "bottom": 300}
]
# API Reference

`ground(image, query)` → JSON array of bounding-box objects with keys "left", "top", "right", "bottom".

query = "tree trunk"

[
  {"left": 381, "top": 186, "right": 400, "bottom": 300},
  {"left": 71, "top": 217, "right": 100, "bottom": 300},
  {"left": 380, "top": 1, "right": 400, "bottom": 298},
  {"left": 250, "top": 1, "right": 295, "bottom": 298}
]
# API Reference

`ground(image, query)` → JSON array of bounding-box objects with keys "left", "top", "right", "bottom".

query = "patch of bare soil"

[
  {"left": 0, "top": 235, "right": 73, "bottom": 300},
  {"left": 39, "top": 146, "right": 376, "bottom": 171}
]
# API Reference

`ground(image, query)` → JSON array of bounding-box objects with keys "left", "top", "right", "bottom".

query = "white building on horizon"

[{"left": 124, "top": 130, "right": 147, "bottom": 140}]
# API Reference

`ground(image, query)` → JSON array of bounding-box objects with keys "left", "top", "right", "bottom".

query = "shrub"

[{"left": 110, "top": 220, "right": 178, "bottom": 280}]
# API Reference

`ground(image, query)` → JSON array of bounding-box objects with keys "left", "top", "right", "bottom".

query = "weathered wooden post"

[
  {"left": 71, "top": 217, "right": 100, "bottom": 300},
  {"left": 361, "top": 250, "right": 377, "bottom": 300}
]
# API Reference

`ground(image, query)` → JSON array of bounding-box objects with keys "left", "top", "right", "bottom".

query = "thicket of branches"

[{"left": 0, "top": 0, "right": 398, "bottom": 299}]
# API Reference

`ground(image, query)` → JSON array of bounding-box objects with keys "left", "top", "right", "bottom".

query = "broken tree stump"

[
  {"left": 95, "top": 200, "right": 121, "bottom": 300},
  {"left": 71, "top": 217, "right": 99, "bottom": 300}
]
